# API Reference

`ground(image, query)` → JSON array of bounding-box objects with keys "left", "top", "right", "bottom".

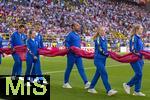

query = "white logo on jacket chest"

[
  {"left": 35, "top": 41, "right": 38, "bottom": 46},
  {"left": 39, "top": 36, "right": 41, "bottom": 40}
]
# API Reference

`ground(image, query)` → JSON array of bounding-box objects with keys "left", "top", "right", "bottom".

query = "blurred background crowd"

[{"left": 0, "top": 0, "right": 150, "bottom": 51}]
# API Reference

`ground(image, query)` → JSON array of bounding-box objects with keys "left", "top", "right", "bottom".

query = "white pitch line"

[{"left": 44, "top": 64, "right": 128, "bottom": 74}]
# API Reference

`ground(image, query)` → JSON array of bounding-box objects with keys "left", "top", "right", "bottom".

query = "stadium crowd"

[{"left": 0, "top": 0, "right": 150, "bottom": 48}]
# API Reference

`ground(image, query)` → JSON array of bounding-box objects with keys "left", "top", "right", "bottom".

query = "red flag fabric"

[
  {"left": 140, "top": 50, "right": 150, "bottom": 59},
  {"left": 0, "top": 45, "right": 27, "bottom": 61},
  {"left": 70, "top": 46, "right": 150, "bottom": 62},
  {"left": 2, "top": 48, "right": 12, "bottom": 55},
  {"left": 14, "top": 45, "right": 27, "bottom": 61},
  {"left": 108, "top": 51, "right": 140, "bottom": 63},
  {"left": 70, "top": 46, "right": 94, "bottom": 59},
  {"left": 38, "top": 47, "right": 68, "bottom": 57},
  {"left": 0, "top": 45, "right": 149, "bottom": 63},
  {"left": 38, "top": 46, "right": 150, "bottom": 62}
]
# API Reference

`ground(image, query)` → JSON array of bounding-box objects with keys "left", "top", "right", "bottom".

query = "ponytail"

[{"left": 93, "top": 32, "right": 99, "bottom": 40}]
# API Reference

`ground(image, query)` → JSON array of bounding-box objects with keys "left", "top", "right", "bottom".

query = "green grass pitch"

[{"left": 0, "top": 56, "right": 150, "bottom": 100}]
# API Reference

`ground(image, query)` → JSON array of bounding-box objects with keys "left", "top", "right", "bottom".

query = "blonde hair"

[
  {"left": 131, "top": 24, "right": 142, "bottom": 37},
  {"left": 93, "top": 26, "right": 104, "bottom": 40}
]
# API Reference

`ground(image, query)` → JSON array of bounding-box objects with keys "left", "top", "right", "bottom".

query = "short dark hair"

[
  {"left": 28, "top": 30, "right": 34, "bottom": 38},
  {"left": 18, "top": 24, "right": 25, "bottom": 29},
  {"left": 71, "top": 22, "right": 79, "bottom": 29},
  {"left": 29, "top": 30, "right": 33, "bottom": 35}
]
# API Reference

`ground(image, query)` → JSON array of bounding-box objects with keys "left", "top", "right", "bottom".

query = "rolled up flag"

[{"left": 0, "top": 45, "right": 149, "bottom": 63}]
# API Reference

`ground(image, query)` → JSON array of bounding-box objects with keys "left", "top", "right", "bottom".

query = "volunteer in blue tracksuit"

[
  {"left": 10, "top": 25, "right": 25, "bottom": 78},
  {"left": 87, "top": 26, "right": 117, "bottom": 96},
  {"left": 31, "top": 24, "right": 45, "bottom": 83},
  {"left": 123, "top": 24, "right": 145, "bottom": 96},
  {"left": 34, "top": 25, "right": 44, "bottom": 73},
  {"left": 63, "top": 22, "right": 90, "bottom": 89},
  {"left": 0, "top": 34, "right": 3, "bottom": 64},
  {"left": 25, "top": 30, "right": 42, "bottom": 84}
]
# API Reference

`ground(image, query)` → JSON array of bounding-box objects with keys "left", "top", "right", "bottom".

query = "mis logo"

[{"left": 0, "top": 75, "right": 50, "bottom": 100}]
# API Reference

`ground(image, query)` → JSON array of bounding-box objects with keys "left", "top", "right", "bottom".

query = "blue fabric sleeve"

[
  {"left": 40, "top": 35, "right": 44, "bottom": 48},
  {"left": 10, "top": 34, "right": 14, "bottom": 49},
  {"left": 133, "top": 36, "right": 138, "bottom": 53},
  {"left": 65, "top": 35, "right": 71, "bottom": 48},
  {"left": 27, "top": 40, "right": 34, "bottom": 56}
]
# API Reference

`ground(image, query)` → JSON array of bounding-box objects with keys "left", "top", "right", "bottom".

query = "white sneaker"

[
  {"left": 88, "top": 88, "right": 98, "bottom": 94},
  {"left": 123, "top": 83, "right": 130, "bottom": 94},
  {"left": 19, "top": 77, "right": 24, "bottom": 81},
  {"left": 43, "top": 80, "right": 48, "bottom": 85},
  {"left": 84, "top": 82, "right": 91, "bottom": 89},
  {"left": 27, "top": 77, "right": 30, "bottom": 81},
  {"left": 62, "top": 83, "right": 72, "bottom": 89},
  {"left": 11, "top": 76, "right": 16, "bottom": 80},
  {"left": 133, "top": 92, "right": 146, "bottom": 96},
  {"left": 107, "top": 89, "right": 118, "bottom": 96},
  {"left": 33, "top": 78, "right": 38, "bottom": 83},
  {"left": 27, "top": 82, "right": 31, "bottom": 87}
]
